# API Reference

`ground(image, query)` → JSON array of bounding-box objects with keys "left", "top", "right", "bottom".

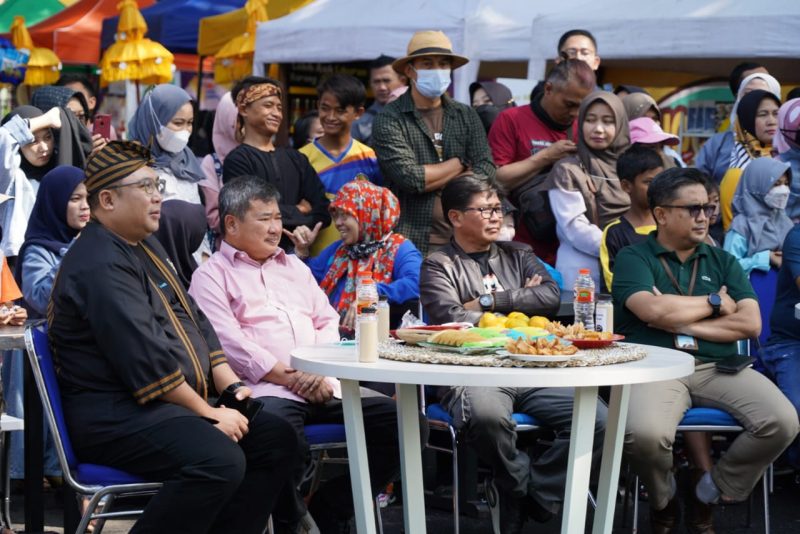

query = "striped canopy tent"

[
  {"left": 99, "top": 0, "right": 174, "bottom": 87},
  {"left": 10, "top": 16, "right": 61, "bottom": 86},
  {"left": 0, "top": 0, "right": 77, "bottom": 31}
]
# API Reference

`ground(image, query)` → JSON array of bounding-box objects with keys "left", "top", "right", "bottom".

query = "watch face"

[
  {"left": 709, "top": 293, "right": 722, "bottom": 306},
  {"left": 479, "top": 294, "right": 493, "bottom": 308}
]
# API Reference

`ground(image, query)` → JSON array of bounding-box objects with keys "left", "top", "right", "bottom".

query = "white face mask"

[
  {"left": 764, "top": 184, "right": 790, "bottom": 211},
  {"left": 413, "top": 68, "right": 452, "bottom": 99},
  {"left": 157, "top": 127, "right": 190, "bottom": 153}
]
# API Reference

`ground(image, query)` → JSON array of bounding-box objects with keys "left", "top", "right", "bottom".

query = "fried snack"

[
  {"left": 505, "top": 336, "right": 579, "bottom": 356},
  {"left": 428, "top": 329, "right": 487, "bottom": 347},
  {"left": 546, "top": 321, "right": 614, "bottom": 340}
]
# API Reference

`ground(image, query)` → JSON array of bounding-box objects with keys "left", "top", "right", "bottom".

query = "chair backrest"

[
  {"left": 749, "top": 268, "right": 779, "bottom": 347},
  {"left": 24, "top": 322, "right": 79, "bottom": 471}
]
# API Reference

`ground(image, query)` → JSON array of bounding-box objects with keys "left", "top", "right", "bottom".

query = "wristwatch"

[
  {"left": 479, "top": 294, "right": 494, "bottom": 312},
  {"left": 707, "top": 293, "right": 722, "bottom": 318},
  {"left": 224, "top": 381, "right": 245, "bottom": 394}
]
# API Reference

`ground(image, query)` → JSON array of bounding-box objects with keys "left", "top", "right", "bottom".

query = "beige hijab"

[
  {"left": 553, "top": 91, "right": 631, "bottom": 227},
  {"left": 623, "top": 92, "right": 661, "bottom": 122}
]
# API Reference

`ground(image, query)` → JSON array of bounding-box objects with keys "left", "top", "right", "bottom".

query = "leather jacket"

[{"left": 420, "top": 238, "right": 560, "bottom": 325}]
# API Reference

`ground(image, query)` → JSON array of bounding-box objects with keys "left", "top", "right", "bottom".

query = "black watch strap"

[{"left": 225, "top": 381, "right": 245, "bottom": 394}]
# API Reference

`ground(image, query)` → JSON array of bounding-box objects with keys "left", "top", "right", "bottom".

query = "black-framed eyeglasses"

[
  {"left": 105, "top": 178, "right": 166, "bottom": 196},
  {"left": 659, "top": 204, "right": 716, "bottom": 218},
  {"left": 462, "top": 206, "right": 503, "bottom": 219}
]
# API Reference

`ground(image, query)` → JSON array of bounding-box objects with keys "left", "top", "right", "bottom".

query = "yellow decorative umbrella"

[
  {"left": 214, "top": 0, "right": 276, "bottom": 84},
  {"left": 10, "top": 16, "right": 61, "bottom": 86},
  {"left": 99, "top": 0, "right": 174, "bottom": 88}
]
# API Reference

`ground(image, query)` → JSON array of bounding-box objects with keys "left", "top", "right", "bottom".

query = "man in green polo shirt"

[{"left": 612, "top": 167, "right": 798, "bottom": 534}]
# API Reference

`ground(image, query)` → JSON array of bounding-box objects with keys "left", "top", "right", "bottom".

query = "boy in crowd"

[
  {"left": 300, "top": 74, "right": 383, "bottom": 255},
  {"left": 600, "top": 145, "right": 663, "bottom": 290}
]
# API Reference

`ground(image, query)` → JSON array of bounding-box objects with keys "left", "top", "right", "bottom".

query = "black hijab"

[
  {"left": 1, "top": 105, "right": 56, "bottom": 181},
  {"left": 153, "top": 200, "right": 207, "bottom": 289},
  {"left": 737, "top": 90, "right": 780, "bottom": 136}
]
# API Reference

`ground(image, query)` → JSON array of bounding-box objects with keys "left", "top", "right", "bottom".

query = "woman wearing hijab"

[
  {"left": 775, "top": 98, "right": 800, "bottom": 221},
  {"left": 724, "top": 158, "right": 793, "bottom": 276},
  {"left": 129, "top": 84, "right": 210, "bottom": 261},
  {"left": 697, "top": 72, "right": 781, "bottom": 183},
  {"left": 548, "top": 91, "right": 630, "bottom": 288},
  {"left": 719, "top": 89, "right": 781, "bottom": 229},
  {"left": 290, "top": 180, "right": 422, "bottom": 330},
  {"left": 0, "top": 106, "right": 62, "bottom": 257},
  {"left": 623, "top": 93, "right": 685, "bottom": 168},
  {"left": 31, "top": 85, "right": 98, "bottom": 166},
  {"left": 153, "top": 200, "right": 208, "bottom": 290},
  {"left": 200, "top": 92, "right": 238, "bottom": 236},
  {"left": 17, "top": 166, "right": 89, "bottom": 316}
]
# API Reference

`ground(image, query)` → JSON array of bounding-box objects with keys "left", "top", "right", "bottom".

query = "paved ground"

[{"left": 9, "top": 470, "right": 800, "bottom": 533}]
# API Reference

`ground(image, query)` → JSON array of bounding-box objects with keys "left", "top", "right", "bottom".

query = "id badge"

[{"left": 674, "top": 334, "right": 698, "bottom": 351}]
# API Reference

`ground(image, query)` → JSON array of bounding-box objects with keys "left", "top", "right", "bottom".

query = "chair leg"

[
  {"left": 632, "top": 475, "right": 639, "bottom": 534},
  {"left": 92, "top": 494, "right": 114, "bottom": 534},
  {"left": 375, "top": 496, "right": 384, "bottom": 534},
  {"left": 763, "top": 471, "right": 770, "bottom": 534},
  {"left": 1, "top": 431, "right": 11, "bottom": 529},
  {"left": 587, "top": 489, "right": 596, "bottom": 510},
  {"left": 450, "top": 426, "right": 459, "bottom": 534}
]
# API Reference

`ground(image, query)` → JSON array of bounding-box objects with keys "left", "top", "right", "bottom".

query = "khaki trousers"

[{"left": 624, "top": 363, "right": 799, "bottom": 510}]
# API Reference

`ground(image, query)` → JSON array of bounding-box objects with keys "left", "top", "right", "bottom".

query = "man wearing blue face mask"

[{"left": 373, "top": 30, "right": 496, "bottom": 257}]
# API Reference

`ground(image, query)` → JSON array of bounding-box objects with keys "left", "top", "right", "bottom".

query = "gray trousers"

[
  {"left": 445, "top": 386, "right": 607, "bottom": 511},
  {"left": 624, "top": 363, "right": 800, "bottom": 510}
]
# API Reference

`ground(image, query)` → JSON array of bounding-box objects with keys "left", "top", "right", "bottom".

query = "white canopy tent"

[
  {"left": 253, "top": 0, "right": 580, "bottom": 103},
  {"left": 528, "top": 0, "right": 800, "bottom": 82}
]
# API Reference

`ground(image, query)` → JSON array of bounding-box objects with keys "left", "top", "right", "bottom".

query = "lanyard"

[{"left": 658, "top": 256, "right": 699, "bottom": 296}]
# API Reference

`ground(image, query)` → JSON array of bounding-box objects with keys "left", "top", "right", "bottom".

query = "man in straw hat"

[
  {"left": 373, "top": 30, "right": 495, "bottom": 257},
  {"left": 48, "top": 140, "right": 299, "bottom": 534}
]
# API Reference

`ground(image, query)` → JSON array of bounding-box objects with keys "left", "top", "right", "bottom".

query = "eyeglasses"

[
  {"left": 105, "top": 178, "right": 166, "bottom": 196},
  {"left": 561, "top": 48, "right": 596, "bottom": 59},
  {"left": 659, "top": 204, "right": 716, "bottom": 219},
  {"left": 462, "top": 206, "right": 503, "bottom": 219}
]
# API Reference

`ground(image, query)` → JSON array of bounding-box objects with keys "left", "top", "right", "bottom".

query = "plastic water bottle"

[
  {"left": 573, "top": 269, "right": 595, "bottom": 331},
  {"left": 356, "top": 272, "right": 379, "bottom": 341}
]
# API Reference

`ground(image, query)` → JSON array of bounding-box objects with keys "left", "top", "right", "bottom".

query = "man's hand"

[
  {"left": 770, "top": 250, "right": 783, "bottom": 269},
  {"left": 525, "top": 274, "right": 543, "bottom": 287},
  {"left": 537, "top": 139, "right": 576, "bottom": 165},
  {"left": 718, "top": 286, "right": 737, "bottom": 316},
  {"left": 291, "top": 373, "right": 333, "bottom": 404},
  {"left": 296, "top": 199, "right": 313, "bottom": 215},
  {"left": 282, "top": 222, "right": 322, "bottom": 259},
  {"left": 9, "top": 306, "right": 26, "bottom": 326},
  {"left": 463, "top": 297, "right": 482, "bottom": 312},
  {"left": 341, "top": 303, "right": 357, "bottom": 330},
  {"left": 210, "top": 406, "right": 249, "bottom": 442}
]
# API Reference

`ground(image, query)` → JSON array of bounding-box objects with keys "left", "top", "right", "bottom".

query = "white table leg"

[
  {"left": 340, "top": 379, "right": 377, "bottom": 534},
  {"left": 561, "top": 385, "right": 599, "bottom": 534},
  {"left": 395, "top": 383, "right": 426, "bottom": 533},
  {"left": 592, "top": 384, "right": 631, "bottom": 534}
]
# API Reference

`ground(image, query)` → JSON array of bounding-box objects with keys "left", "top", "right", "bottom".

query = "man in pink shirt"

[{"left": 189, "top": 175, "right": 400, "bottom": 534}]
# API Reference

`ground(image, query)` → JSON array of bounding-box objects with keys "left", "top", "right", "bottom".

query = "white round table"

[{"left": 291, "top": 343, "right": 695, "bottom": 534}]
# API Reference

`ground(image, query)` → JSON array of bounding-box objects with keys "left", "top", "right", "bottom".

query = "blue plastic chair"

[
  {"left": 24, "top": 322, "right": 162, "bottom": 534},
  {"left": 749, "top": 269, "right": 779, "bottom": 373},
  {"left": 631, "top": 407, "right": 771, "bottom": 533}
]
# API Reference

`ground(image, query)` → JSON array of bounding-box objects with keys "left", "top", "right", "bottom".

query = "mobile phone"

[
  {"left": 715, "top": 355, "right": 754, "bottom": 374},
  {"left": 215, "top": 389, "right": 262, "bottom": 422},
  {"left": 92, "top": 113, "right": 111, "bottom": 140}
]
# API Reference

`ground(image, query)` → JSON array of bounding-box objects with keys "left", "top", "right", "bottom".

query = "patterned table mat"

[{"left": 378, "top": 342, "right": 647, "bottom": 368}]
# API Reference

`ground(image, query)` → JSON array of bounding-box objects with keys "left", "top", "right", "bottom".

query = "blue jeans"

[
  {"left": 2, "top": 349, "right": 61, "bottom": 478},
  {"left": 760, "top": 341, "right": 800, "bottom": 469}
]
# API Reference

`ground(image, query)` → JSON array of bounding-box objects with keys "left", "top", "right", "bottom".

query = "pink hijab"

[
  {"left": 200, "top": 92, "right": 239, "bottom": 192},
  {"left": 774, "top": 98, "right": 800, "bottom": 155}
]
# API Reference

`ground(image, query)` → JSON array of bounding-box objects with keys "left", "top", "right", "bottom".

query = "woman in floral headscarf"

[{"left": 290, "top": 180, "right": 422, "bottom": 329}]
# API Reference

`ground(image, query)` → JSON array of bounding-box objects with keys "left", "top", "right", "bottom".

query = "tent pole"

[{"left": 197, "top": 55, "right": 204, "bottom": 104}]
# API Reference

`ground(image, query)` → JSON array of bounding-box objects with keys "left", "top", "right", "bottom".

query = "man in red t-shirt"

[{"left": 488, "top": 59, "right": 595, "bottom": 265}]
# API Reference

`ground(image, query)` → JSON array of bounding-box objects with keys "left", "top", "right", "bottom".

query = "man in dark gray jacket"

[{"left": 420, "top": 175, "right": 607, "bottom": 534}]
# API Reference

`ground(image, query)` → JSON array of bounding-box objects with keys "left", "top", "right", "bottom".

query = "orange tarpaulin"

[{"left": 27, "top": 0, "right": 155, "bottom": 65}]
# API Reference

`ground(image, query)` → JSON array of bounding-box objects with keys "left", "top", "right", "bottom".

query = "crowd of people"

[{"left": 0, "top": 24, "right": 798, "bottom": 534}]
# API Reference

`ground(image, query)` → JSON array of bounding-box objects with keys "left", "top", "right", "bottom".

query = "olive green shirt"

[{"left": 612, "top": 233, "right": 757, "bottom": 363}]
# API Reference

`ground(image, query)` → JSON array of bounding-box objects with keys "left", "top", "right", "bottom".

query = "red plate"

[{"left": 563, "top": 334, "right": 625, "bottom": 349}]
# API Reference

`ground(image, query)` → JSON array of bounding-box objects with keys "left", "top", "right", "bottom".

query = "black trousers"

[
  {"left": 257, "top": 395, "right": 401, "bottom": 525},
  {"left": 78, "top": 411, "right": 298, "bottom": 534}
]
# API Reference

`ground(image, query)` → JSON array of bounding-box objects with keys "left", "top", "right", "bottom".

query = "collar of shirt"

[
  {"left": 219, "top": 239, "right": 287, "bottom": 268},
  {"left": 646, "top": 232, "right": 709, "bottom": 264}
]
